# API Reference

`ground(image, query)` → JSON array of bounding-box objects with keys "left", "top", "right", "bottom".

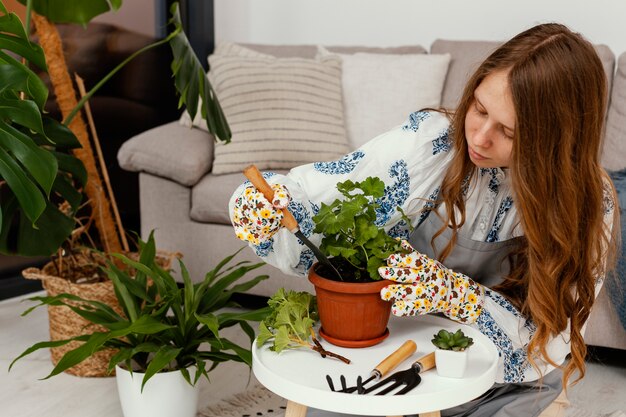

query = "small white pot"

[
  {"left": 115, "top": 365, "right": 200, "bottom": 417},
  {"left": 435, "top": 348, "right": 468, "bottom": 378}
]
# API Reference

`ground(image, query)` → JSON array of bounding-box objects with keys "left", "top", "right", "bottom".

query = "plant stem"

[
  {"left": 286, "top": 334, "right": 351, "bottom": 364},
  {"left": 25, "top": 0, "right": 32, "bottom": 36},
  {"left": 310, "top": 337, "right": 351, "bottom": 364}
]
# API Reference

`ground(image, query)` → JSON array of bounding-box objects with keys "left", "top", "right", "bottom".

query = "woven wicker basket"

[{"left": 22, "top": 251, "right": 178, "bottom": 378}]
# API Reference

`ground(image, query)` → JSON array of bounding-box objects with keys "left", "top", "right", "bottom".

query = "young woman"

[{"left": 230, "top": 23, "right": 618, "bottom": 416}]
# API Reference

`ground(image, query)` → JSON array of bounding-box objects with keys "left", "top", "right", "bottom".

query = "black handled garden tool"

[
  {"left": 326, "top": 340, "right": 417, "bottom": 394},
  {"left": 243, "top": 165, "right": 342, "bottom": 280},
  {"left": 361, "top": 351, "right": 436, "bottom": 395}
]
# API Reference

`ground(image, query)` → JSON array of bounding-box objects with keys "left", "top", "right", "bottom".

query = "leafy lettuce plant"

[
  {"left": 257, "top": 289, "right": 349, "bottom": 363},
  {"left": 312, "top": 176, "right": 409, "bottom": 280},
  {"left": 10, "top": 233, "right": 270, "bottom": 390}
]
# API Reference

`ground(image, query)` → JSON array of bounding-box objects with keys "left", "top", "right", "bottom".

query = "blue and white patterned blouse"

[{"left": 228, "top": 110, "right": 615, "bottom": 384}]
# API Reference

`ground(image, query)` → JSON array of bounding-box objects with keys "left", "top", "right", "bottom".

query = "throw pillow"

[
  {"left": 179, "top": 43, "right": 275, "bottom": 130},
  {"left": 205, "top": 50, "right": 350, "bottom": 174},
  {"left": 317, "top": 46, "right": 450, "bottom": 149},
  {"left": 608, "top": 169, "right": 626, "bottom": 330}
]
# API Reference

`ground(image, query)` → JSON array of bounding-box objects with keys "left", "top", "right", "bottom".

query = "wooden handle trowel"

[{"left": 243, "top": 165, "right": 342, "bottom": 280}]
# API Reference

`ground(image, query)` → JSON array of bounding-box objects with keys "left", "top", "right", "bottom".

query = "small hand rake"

[
  {"left": 360, "top": 351, "right": 436, "bottom": 395},
  {"left": 325, "top": 340, "right": 416, "bottom": 394}
]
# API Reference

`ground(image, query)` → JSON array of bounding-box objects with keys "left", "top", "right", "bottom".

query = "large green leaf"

[
  {"left": 0, "top": 116, "right": 84, "bottom": 255},
  {"left": 16, "top": 202, "right": 75, "bottom": 255},
  {"left": 0, "top": 98, "right": 45, "bottom": 134},
  {"left": 40, "top": 117, "right": 82, "bottom": 149},
  {"left": 18, "top": 0, "right": 122, "bottom": 25},
  {"left": 0, "top": 190, "right": 75, "bottom": 256},
  {"left": 0, "top": 64, "right": 47, "bottom": 109},
  {"left": 0, "top": 120, "right": 55, "bottom": 196},
  {"left": 0, "top": 11, "right": 47, "bottom": 70},
  {"left": 168, "top": 3, "right": 231, "bottom": 143},
  {"left": 0, "top": 146, "right": 46, "bottom": 224}
]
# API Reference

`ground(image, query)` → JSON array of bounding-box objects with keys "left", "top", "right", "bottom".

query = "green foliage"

[
  {"left": 431, "top": 329, "right": 475, "bottom": 352},
  {"left": 256, "top": 288, "right": 318, "bottom": 353},
  {"left": 169, "top": 3, "right": 231, "bottom": 143},
  {"left": 313, "top": 176, "right": 409, "bottom": 280},
  {"left": 0, "top": 1, "right": 231, "bottom": 256},
  {"left": 10, "top": 233, "right": 271, "bottom": 391},
  {"left": 0, "top": 5, "right": 85, "bottom": 255}
]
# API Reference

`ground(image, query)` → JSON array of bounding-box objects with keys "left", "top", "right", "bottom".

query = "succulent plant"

[{"left": 431, "top": 329, "right": 475, "bottom": 352}]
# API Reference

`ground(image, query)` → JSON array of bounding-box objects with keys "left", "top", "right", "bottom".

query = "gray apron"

[{"left": 409, "top": 212, "right": 563, "bottom": 417}]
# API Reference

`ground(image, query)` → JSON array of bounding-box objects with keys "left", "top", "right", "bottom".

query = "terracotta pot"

[{"left": 308, "top": 263, "right": 392, "bottom": 348}]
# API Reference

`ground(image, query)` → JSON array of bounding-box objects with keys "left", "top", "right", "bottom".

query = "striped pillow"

[{"left": 207, "top": 53, "right": 350, "bottom": 174}]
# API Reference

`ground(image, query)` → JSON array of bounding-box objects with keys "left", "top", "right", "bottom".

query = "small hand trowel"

[{"left": 243, "top": 165, "right": 342, "bottom": 280}]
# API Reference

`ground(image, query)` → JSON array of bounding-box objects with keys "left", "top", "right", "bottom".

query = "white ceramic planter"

[
  {"left": 115, "top": 365, "right": 200, "bottom": 417},
  {"left": 434, "top": 349, "right": 468, "bottom": 378}
]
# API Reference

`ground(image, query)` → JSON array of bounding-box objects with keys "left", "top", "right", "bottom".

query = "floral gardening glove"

[
  {"left": 379, "top": 240, "right": 485, "bottom": 324},
  {"left": 231, "top": 183, "right": 291, "bottom": 245}
]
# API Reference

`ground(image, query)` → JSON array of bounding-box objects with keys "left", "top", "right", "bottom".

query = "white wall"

[{"left": 215, "top": 0, "right": 626, "bottom": 56}]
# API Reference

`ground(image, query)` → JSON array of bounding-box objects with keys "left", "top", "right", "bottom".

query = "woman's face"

[{"left": 465, "top": 70, "right": 515, "bottom": 168}]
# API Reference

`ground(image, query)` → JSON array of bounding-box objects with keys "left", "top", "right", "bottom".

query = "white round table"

[{"left": 253, "top": 315, "right": 499, "bottom": 417}]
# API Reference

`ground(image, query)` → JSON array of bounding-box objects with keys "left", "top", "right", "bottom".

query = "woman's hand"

[
  {"left": 231, "top": 183, "right": 291, "bottom": 245},
  {"left": 379, "top": 240, "right": 485, "bottom": 323}
]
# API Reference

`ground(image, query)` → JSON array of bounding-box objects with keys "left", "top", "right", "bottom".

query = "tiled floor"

[{"left": 1, "top": 292, "right": 624, "bottom": 417}]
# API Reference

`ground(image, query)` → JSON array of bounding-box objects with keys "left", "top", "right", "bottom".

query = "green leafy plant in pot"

[
  {"left": 309, "top": 176, "right": 411, "bottom": 348},
  {"left": 1, "top": 1, "right": 231, "bottom": 376},
  {"left": 0, "top": 0, "right": 229, "bottom": 257},
  {"left": 10, "top": 233, "right": 271, "bottom": 417}
]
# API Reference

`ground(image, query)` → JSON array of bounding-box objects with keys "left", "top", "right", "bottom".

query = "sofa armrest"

[{"left": 118, "top": 121, "right": 214, "bottom": 186}]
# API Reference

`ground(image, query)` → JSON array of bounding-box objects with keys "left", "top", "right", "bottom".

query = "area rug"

[
  {"left": 198, "top": 385, "right": 626, "bottom": 417},
  {"left": 198, "top": 384, "right": 286, "bottom": 417}
]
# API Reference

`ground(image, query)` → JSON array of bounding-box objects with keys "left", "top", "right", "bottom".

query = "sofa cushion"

[
  {"left": 206, "top": 50, "right": 350, "bottom": 174},
  {"left": 603, "top": 52, "right": 626, "bottom": 171},
  {"left": 432, "top": 40, "right": 616, "bottom": 112},
  {"left": 318, "top": 46, "right": 450, "bottom": 148},
  {"left": 191, "top": 170, "right": 290, "bottom": 223},
  {"left": 118, "top": 121, "right": 214, "bottom": 186}
]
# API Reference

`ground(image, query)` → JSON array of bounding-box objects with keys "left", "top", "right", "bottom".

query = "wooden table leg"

[{"left": 285, "top": 400, "right": 308, "bottom": 417}]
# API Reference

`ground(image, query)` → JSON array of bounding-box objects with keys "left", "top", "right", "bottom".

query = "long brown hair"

[{"left": 437, "top": 23, "right": 618, "bottom": 386}]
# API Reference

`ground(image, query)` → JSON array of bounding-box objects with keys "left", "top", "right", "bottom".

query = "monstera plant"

[{"left": 0, "top": 0, "right": 229, "bottom": 257}]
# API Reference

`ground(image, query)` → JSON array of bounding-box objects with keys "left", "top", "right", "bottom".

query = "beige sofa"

[{"left": 118, "top": 40, "right": 626, "bottom": 351}]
